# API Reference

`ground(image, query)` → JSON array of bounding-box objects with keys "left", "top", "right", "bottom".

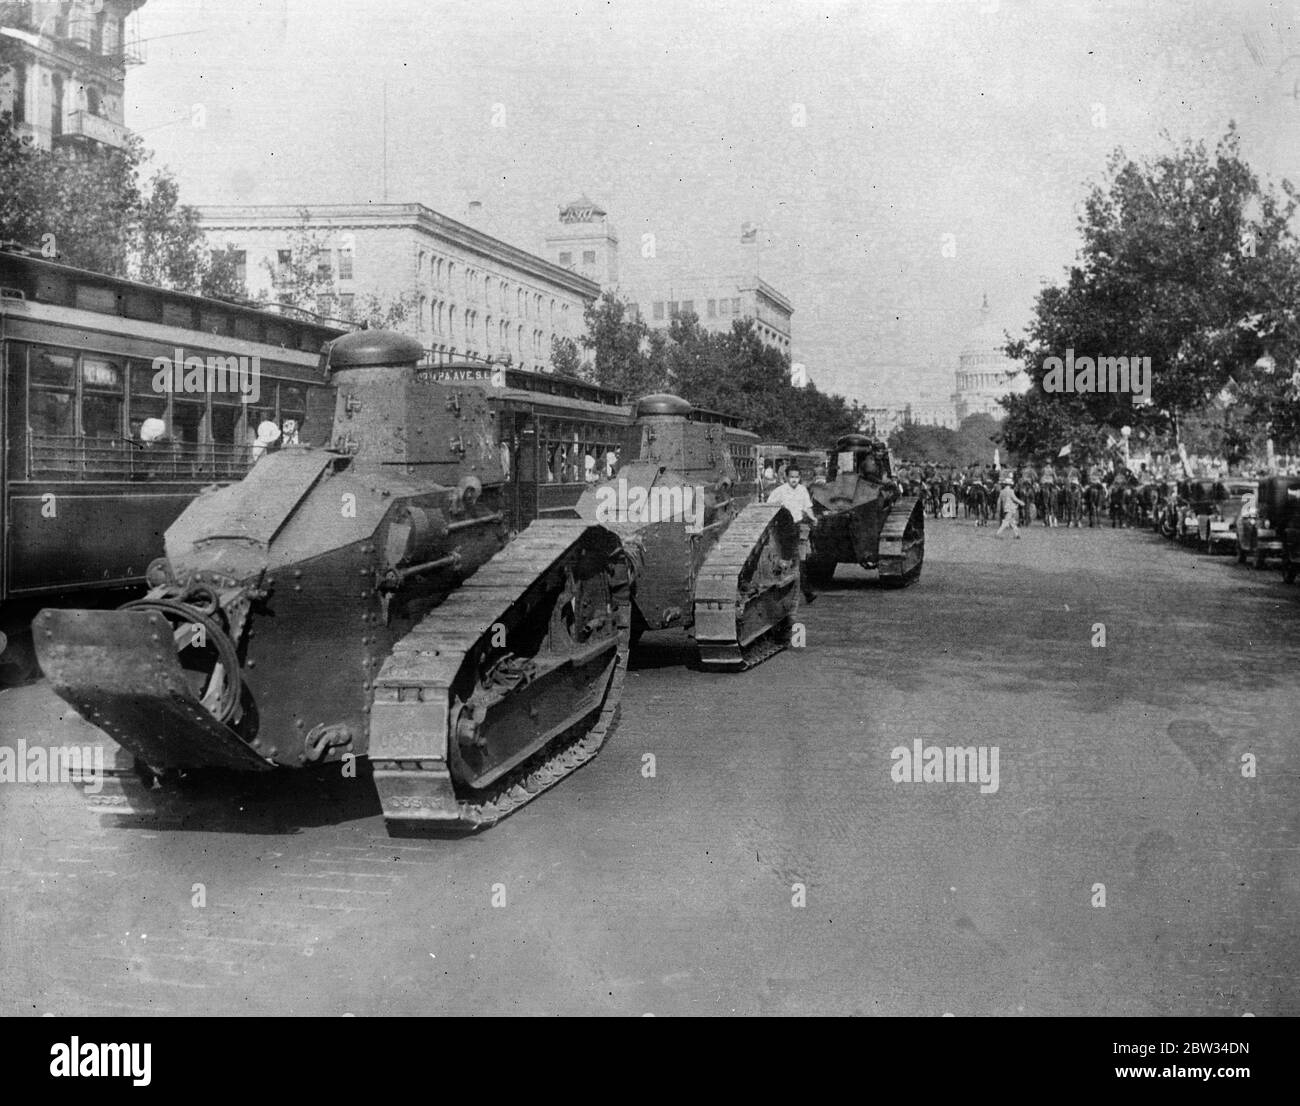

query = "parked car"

[
  {"left": 1279, "top": 480, "right": 1300, "bottom": 583},
  {"left": 1238, "top": 476, "right": 1300, "bottom": 568},
  {"left": 1176, "top": 478, "right": 1220, "bottom": 546},
  {"left": 1198, "top": 480, "right": 1256, "bottom": 553}
]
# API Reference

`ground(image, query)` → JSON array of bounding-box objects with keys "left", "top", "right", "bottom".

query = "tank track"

[
  {"left": 877, "top": 495, "right": 924, "bottom": 586},
  {"left": 369, "top": 521, "right": 629, "bottom": 831},
  {"left": 692, "top": 502, "right": 801, "bottom": 670}
]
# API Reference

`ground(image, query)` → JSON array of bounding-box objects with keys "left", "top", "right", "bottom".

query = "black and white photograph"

[{"left": 0, "top": 0, "right": 1296, "bottom": 1041}]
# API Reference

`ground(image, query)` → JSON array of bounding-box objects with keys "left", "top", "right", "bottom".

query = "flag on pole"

[
  {"left": 740, "top": 222, "right": 758, "bottom": 244},
  {"left": 1058, "top": 444, "right": 1071, "bottom": 457}
]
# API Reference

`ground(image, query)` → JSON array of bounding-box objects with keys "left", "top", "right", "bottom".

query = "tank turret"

[{"left": 34, "top": 331, "right": 629, "bottom": 831}]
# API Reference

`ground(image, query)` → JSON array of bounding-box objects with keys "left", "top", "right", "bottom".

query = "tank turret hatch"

[
  {"left": 327, "top": 329, "right": 425, "bottom": 371},
  {"left": 635, "top": 393, "right": 693, "bottom": 418}
]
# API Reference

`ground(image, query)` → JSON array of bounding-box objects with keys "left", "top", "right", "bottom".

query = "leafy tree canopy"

[{"left": 1002, "top": 125, "right": 1300, "bottom": 465}]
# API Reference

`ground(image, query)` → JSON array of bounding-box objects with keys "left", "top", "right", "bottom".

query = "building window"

[
  {"left": 277, "top": 249, "right": 292, "bottom": 268},
  {"left": 732, "top": 298, "right": 741, "bottom": 315},
  {"left": 559, "top": 252, "right": 572, "bottom": 266},
  {"left": 669, "top": 301, "right": 679, "bottom": 318},
  {"left": 338, "top": 248, "right": 353, "bottom": 280},
  {"left": 682, "top": 300, "right": 694, "bottom": 316},
  {"left": 707, "top": 299, "right": 716, "bottom": 318},
  {"left": 582, "top": 250, "right": 596, "bottom": 265},
  {"left": 50, "top": 74, "right": 63, "bottom": 139},
  {"left": 340, "top": 293, "right": 355, "bottom": 316},
  {"left": 653, "top": 301, "right": 664, "bottom": 321}
]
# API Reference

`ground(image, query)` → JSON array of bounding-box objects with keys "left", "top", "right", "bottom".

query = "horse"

[
  {"left": 1016, "top": 476, "right": 1036, "bottom": 527},
  {"left": 1085, "top": 482, "right": 1106, "bottom": 528},
  {"left": 1038, "top": 481, "right": 1058, "bottom": 527},
  {"left": 1133, "top": 483, "right": 1159, "bottom": 528},
  {"left": 1108, "top": 484, "right": 1133, "bottom": 528},
  {"left": 965, "top": 481, "right": 990, "bottom": 525},
  {"left": 1062, "top": 481, "right": 1084, "bottom": 528}
]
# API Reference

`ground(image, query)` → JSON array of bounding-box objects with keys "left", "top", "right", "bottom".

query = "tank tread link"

[
  {"left": 370, "top": 520, "right": 629, "bottom": 830},
  {"left": 692, "top": 502, "right": 800, "bottom": 669},
  {"left": 876, "top": 495, "right": 925, "bottom": 585}
]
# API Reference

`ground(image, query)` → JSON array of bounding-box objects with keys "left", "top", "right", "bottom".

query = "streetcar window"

[
  {"left": 162, "top": 302, "right": 196, "bottom": 329},
  {"left": 265, "top": 323, "right": 289, "bottom": 348},
  {"left": 171, "top": 396, "right": 205, "bottom": 446},
  {"left": 279, "top": 383, "right": 306, "bottom": 442},
  {"left": 124, "top": 291, "right": 162, "bottom": 322},
  {"left": 81, "top": 357, "right": 125, "bottom": 441},
  {"left": 244, "top": 380, "right": 278, "bottom": 450},
  {"left": 233, "top": 315, "right": 261, "bottom": 342},
  {"left": 210, "top": 389, "right": 243, "bottom": 444},
  {"left": 74, "top": 284, "right": 118, "bottom": 314},
  {"left": 29, "top": 390, "right": 75, "bottom": 438},
  {"left": 30, "top": 346, "right": 75, "bottom": 389},
  {"left": 28, "top": 344, "right": 77, "bottom": 444},
  {"left": 35, "top": 270, "right": 69, "bottom": 305},
  {"left": 200, "top": 309, "right": 233, "bottom": 336},
  {"left": 127, "top": 360, "right": 169, "bottom": 442}
]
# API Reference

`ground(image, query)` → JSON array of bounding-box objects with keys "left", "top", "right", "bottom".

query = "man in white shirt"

[{"left": 766, "top": 466, "right": 817, "bottom": 601}]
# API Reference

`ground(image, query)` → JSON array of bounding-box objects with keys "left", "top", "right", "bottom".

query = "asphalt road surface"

[{"left": 2, "top": 518, "right": 1297, "bottom": 1016}]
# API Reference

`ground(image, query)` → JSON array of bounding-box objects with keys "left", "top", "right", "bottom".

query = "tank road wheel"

[
  {"left": 879, "top": 497, "right": 925, "bottom": 588},
  {"left": 692, "top": 502, "right": 802, "bottom": 670},
  {"left": 368, "top": 521, "right": 630, "bottom": 831}
]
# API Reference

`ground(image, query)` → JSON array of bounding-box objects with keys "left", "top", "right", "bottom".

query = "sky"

[{"left": 124, "top": 0, "right": 1300, "bottom": 406}]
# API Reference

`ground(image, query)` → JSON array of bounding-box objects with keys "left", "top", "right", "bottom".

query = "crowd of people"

[{"left": 892, "top": 457, "right": 1184, "bottom": 536}]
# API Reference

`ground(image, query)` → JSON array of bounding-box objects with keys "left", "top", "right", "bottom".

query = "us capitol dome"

[{"left": 951, "top": 295, "right": 1030, "bottom": 422}]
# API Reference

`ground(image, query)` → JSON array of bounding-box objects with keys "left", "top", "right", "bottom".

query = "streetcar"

[
  {"left": 418, "top": 362, "right": 762, "bottom": 526},
  {"left": 0, "top": 246, "right": 345, "bottom": 677}
]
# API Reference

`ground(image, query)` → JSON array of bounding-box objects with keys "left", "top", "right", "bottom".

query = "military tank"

[
  {"left": 33, "top": 331, "right": 630, "bottom": 832},
  {"left": 574, "top": 394, "right": 801, "bottom": 669},
  {"left": 804, "top": 433, "right": 924, "bottom": 586}
]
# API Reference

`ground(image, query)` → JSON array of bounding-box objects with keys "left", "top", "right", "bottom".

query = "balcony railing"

[
  {"left": 28, "top": 436, "right": 254, "bottom": 482},
  {"left": 53, "top": 110, "right": 130, "bottom": 150}
]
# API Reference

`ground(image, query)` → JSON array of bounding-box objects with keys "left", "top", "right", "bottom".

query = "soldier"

[{"left": 1039, "top": 458, "right": 1058, "bottom": 527}]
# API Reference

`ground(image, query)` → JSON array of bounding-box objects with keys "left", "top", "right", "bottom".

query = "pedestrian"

[
  {"left": 767, "top": 465, "right": 818, "bottom": 602},
  {"left": 994, "top": 475, "right": 1023, "bottom": 538}
]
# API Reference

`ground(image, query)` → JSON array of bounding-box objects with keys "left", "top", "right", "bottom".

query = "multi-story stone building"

[
  {"left": 626, "top": 278, "right": 793, "bottom": 358},
  {"left": 544, "top": 196, "right": 619, "bottom": 288},
  {"left": 951, "top": 295, "right": 1029, "bottom": 421},
  {"left": 199, "top": 203, "right": 601, "bottom": 372},
  {"left": 0, "top": 0, "right": 145, "bottom": 153}
]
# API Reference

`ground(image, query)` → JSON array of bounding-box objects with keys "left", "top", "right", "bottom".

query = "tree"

[
  {"left": 0, "top": 115, "right": 250, "bottom": 296},
  {"left": 550, "top": 335, "right": 583, "bottom": 378},
  {"left": 1003, "top": 125, "right": 1300, "bottom": 464},
  {"left": 580, "top": 291, "right": 666, "bottom": 396}
]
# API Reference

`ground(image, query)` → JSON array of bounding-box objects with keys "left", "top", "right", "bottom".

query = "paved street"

[{"left": 1, "top": 519, "right": 1297, "bottom": 1017}]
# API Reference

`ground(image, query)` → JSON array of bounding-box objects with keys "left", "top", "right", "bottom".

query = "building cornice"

[{"left": 198, "top": 203, "right": 601, "bottom": 300}]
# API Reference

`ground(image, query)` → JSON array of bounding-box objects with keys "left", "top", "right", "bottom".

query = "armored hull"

[
  {"left": 574, "top": 395, "right": 801, "bottom": 669},
  {"left": 34, "top": 331, "right": 630, "bottom": 832},
  {"left": 805, "top": 434, "right": 924, "bottom": 585}
]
